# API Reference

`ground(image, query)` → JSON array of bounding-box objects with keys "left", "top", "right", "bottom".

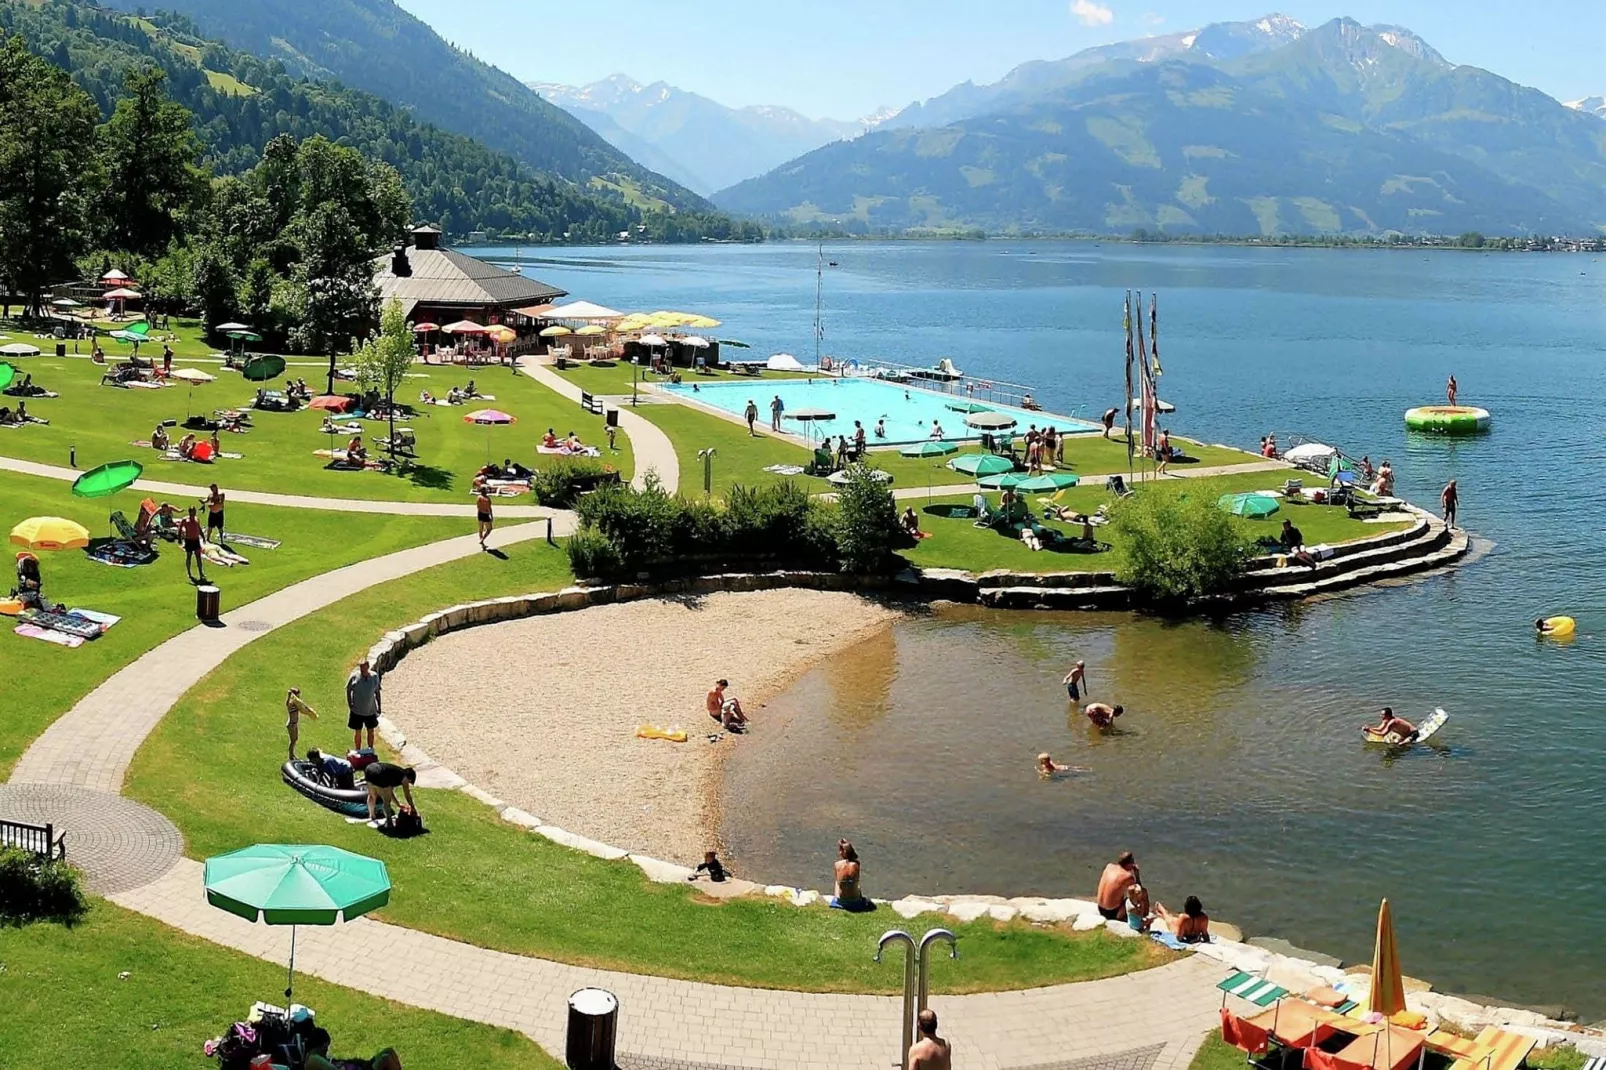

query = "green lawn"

[
  {"left": 634, "top": 400, "right": 816, "bottom": 496},
  {"left": 901, "top": 473, "right": 1411, "bottom": 575},
  {"left": 0, "top": 356, "right": 630, "bottom": 502},
  {"left": 1188, "top": 1031, "right": 1249, "bottom": 1070},
  {"left": 126, "top": 541, "right": 1173, "bottom": 995},
  {"left": 0, "top": 469, "right": 470, "bottom": 776},
  {"left": 0, "top": 903, "right": 558, "bottom": 1070}
]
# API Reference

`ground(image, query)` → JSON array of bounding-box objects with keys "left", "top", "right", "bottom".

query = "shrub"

[
  {"left": 1109, "top": 488, "right": 1255, "bottom": 601},
  {"left": 565, "top": 527, "right": 624, "bottom": 579},
  {"left": 531, "top": 459, "right": 610, "bottom": 509},
  {"left": 0, "top": 847, "right": 88, "bottom": 927},
  {"left": 833, "top": 465, "right": 900, "bottom": 573}
]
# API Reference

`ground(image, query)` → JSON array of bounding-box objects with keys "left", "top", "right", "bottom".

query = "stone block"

[
  {"left": 398, "top": 743, "right": 437, "bottom": 769},
  {"left": 789, "top": 889, "right": 820, "bottom": 907},
  {"left": 1071, "top": 912, "right": 1105, "bottom": 931},
  {"left": 629, "top": 854, "right": 694, "bottom": 883},
  {"left": 987, "top": 904, "right": 1019, "bottom": 923},
  {"left": 414, "top": 766, "right": 465, "bottom": 790},
  {"left": 459, "top": 784, "right": 504, "bottom": 811},
  {"left": 1014, "top": 898, "right": 1092, "bottom": 924},
  {"left": 946, "top": 901, "right": 992, "bottom": 923},
  {"left": 696, "top": 877, "right": 761, "bottom": 900},
  {"left": 533, "top": 825, "right": 629, "bottom": 861},
  {"left": 1105, "top": 919, "right": 1141, "bottom": 938},
  {"left": 891, "top": 898, "right": 943, "bottom": 920},
  {"left": 500, "top": 807, "right": 542, "bottom": 829}
]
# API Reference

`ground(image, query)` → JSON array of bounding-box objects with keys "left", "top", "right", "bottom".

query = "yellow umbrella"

[
  {"left": 1367, "top": 898, "right": 1406, "bottom": 1017},
  {"left": 685, "top": 315, "right": 722, "bottom": 329},
  {"left": 486, "top": 325, "right": 517, "bottom": 344},
  {"left": 575, "top": 324, "right": 608, "bottom": 336},
  {"left": 539, "top": 325, "right": 572, "bottom": 338},
  {"left": 11, "top": 516, "right": 91, "bottom": 551},
  {"left": 615, "top": 314, "right": 651, "bottom": 331}
]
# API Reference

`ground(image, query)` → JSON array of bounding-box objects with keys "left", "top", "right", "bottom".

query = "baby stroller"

[{"left": 13, "top": 552, "right": 44, "bottom": 610}]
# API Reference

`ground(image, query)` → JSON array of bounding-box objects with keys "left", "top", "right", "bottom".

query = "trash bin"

[
  {"left": 564, "top": 988, "right": 617, "bottom": 1070},
  {"left": 605, "top": 408, "right": 619, "bottom": 428},
  {"left": 55, "top": 343, "right": 66, "bottom": 357},
  {"left": 196, "top": 584, "right": 221, "bottom": 622}
]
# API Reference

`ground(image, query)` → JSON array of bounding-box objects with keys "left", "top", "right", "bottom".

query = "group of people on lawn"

[{"left": 285, "top": 659, "right": 419, "bottom": 830}]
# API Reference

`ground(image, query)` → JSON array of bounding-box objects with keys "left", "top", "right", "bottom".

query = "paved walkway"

[
  {"left": 113, "top": 857, "right": 1221, "bottom": 1070},
  {"left": 0, "top": 454, "right": 566, "bottom": 519},
  {"left": 517, "top": 358, "right": 680, "bottom": 493}
]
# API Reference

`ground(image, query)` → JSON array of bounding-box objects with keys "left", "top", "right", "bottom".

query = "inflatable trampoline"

[{"left": 1404, "top": 405, "right": 1490, "bottom": 434}]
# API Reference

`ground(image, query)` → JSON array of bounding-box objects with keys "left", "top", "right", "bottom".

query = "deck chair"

[
  {"left": 1218, "top": 971, "right": 1290, "bottom": 1007},
  {"left": 108, "top": 510, "right": 149, "bottom": 549},
  {"left": 1105, "top": 474, "right": 1133, "bottom": 498},
  {"left": 806, "top": 447, "right": 836, "bottom": 476}
]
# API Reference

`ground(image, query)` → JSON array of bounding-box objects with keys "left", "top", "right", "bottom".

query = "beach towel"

[
  {"left": 129, "top": 440, "right": 152, "bottom": 448},
  {"left": 537, "top": 445, "right": 602, "bottom": 458},
  {"left": 68, "top": 609, "right": 120, "bottom": 631},
  {"left": 15, "top": 622, "right": 84, "bottom": 647},
  {"left": 85, "top": 541, "right": 156, "bottom": 568},
  {"left": 221, "top": 532, "right": 280, "bottom": 550},
  {"left": 1151, "top": 929, "right": 1201, "bottom": 951},
  {"left": 762, "top": 464, "right": 807, "bottom": 475},
  {"left": 1217, "top": 970, "right": 1288, "bottom": 1006}
]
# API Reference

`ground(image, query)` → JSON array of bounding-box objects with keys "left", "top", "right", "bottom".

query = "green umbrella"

[
  {"left": 899, "top": 440, "right": 959, "bottom": 458},
  {"left": 1219, "top": 492, "right": 1280, "bottom": 518},
  {"left": 718, "top": 339, "right": 751, "bottom": 349},
  {"left": 1013, "top": 472, "right": 1080, "bottom": 493},
  {"left": 242, "top": 355, "right": 287, "bottom": 382},
  {"left": 126, "top": 320, "right": 151, "bottom": 337},
  {"left": 950, "top": 453, "right": 1015, "bottom": 477},
  {"left": 0, "top": 363, "right": 13, "bottom": 391},
  {"left": 205, "top": 844, "right": 391, "bottom": 999},
  {"left": 944, "top": 400, "right": 991, "bottom": 414},
  {"left": 978, "top": 471, "right": 1036, "bottom": 490},
  {"left": 71, "top": 459, "right": 144, "bottom": 499},
  {"left": 227, "top": 330, "right": 264, "bottom": 343}
]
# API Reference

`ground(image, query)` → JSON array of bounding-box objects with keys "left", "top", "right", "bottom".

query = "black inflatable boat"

[{"left": 281, "top": 759, "right": 369, "bottom": 817}]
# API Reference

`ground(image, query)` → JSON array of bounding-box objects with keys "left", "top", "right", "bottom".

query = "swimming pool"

[{"left": 661, "top": 377, "right": 1097, "bottom": 446}]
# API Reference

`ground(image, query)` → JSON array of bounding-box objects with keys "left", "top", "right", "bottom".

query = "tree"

[
  {"left": 190, "top": 241, "right": 239, "bottom": 334},
  {"left": 833, "top": 465, "right": 899, "bottom": 573},
  {"left": 352, "top": 298, "right": 417, "bottom": 456},
  {"left": 0, "top": 37, "right": 102, "bottom": 315},
  {"left": 1109, "top": 488, "right": 1255, "bottom": 602},
  {"left": 99, "top": 66, "right": 204, "bottom": 256},
  {"left": 285, "top": 202, "right": 380, "bottom": 390}
]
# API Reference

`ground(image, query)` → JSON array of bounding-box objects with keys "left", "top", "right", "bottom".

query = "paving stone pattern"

[{"left": 0, "top": 783, "right": 181, "bottom": 894}]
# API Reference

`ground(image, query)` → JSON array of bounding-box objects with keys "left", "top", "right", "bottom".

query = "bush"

[
  {"left": 833, "top": 465, "right": 900, "bottom": 573},
  {"left": 565, "top": 527, "right": 623, "bottom": 579},
  {"left": 0, "top": 847, "right": 88, "bottom": 927},
  {"left": 531, "top": 459, "right": 612, "bottom": 509},
  {"left": 1109, "top": 488, "right": 1255, "bottom": 602}
]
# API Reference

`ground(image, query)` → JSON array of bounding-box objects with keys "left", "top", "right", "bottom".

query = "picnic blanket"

[
  {"left": 3, "top": 389, "right": 59, "bottom": 398},
  {"left": 763, "top": 464, "right": 807, "bottom": 475},
  {"left": 538, "top": 445, "right": 601, "bottom": 458},
  {"left": 15, "top": 622, "right": 83, "bottom": 647},
  {"left": 481, "top": 480, "right": 530, "bottom": 497},
  {"left": 86, "top": 541, "right": 157, "bottom": 568},
  {"left": 220, "top": 532, "right": 280, "bottom": 550}
]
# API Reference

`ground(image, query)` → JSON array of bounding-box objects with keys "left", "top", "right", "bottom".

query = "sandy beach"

[{"left": 382, "top": 590, "right": 906, "bottom": 864}]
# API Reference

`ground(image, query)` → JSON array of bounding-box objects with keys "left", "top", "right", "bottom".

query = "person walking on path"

[
  {"left": 162, "top": 344, "right": 173, "bottom": 378},
  {"left": 744, "top": 399, "right": 759, "bottom": 436},
  {"left": 1063, "top": 660, "right": 1087, "bottom": 702},
  {"left": 285, "top": 687, "right": 317, "bottom": 761},
  {"left": 770, "top": 394, "right": 784, "bottom": 432},
  {"left": 346, "top": 660, "right": 382, "bottom": 752},
  {"left": 1096, "top": 851, "right": 1139, "bottom": 920},
  {"left": 909, "top": 1009, "right": 952, "bottom": 1070},
  {"left": 203, "top": 483, "right": 226, "bottom": 542},
  {"left": 178, "top": 506, "right": 207, "bottom": 584},
  {"left": 1447, "top": 375, "right": 1458, "bottom": 406},
  {"left": 475, "top": 489, "right": 494, "bottom": 549},
  {"left": 1441, "top": 479, "right": 1459, "bottom": 529}
]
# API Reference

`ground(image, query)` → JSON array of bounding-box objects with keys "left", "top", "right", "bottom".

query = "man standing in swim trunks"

[
  {"left": 744, "top": 399, "right": 759, "bottom": 436},
  {"left": 346, "top": 659, "right": 382, "bottom": 751},
  {"left": 1096, "top": 851, "right": 1139, "bottom": 920},
  {"left": 770, "top": 394, "right": 784, "bottom": 432},
  {"left": 1063, "top": 660, "right": 1087, "bottom": 702},
  {"left": 203, "top": 483, "right": 226, "bottom": 543},
  {"left": 476, "top": 489, "right": 494, "bottom": 549},
  {"left": 179, "top": 506, "right": 207, "bottom": 584}
]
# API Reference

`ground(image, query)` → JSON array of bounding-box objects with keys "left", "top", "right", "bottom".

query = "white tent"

[
  {"left": 1283, "top": 442, "right": 1337, "bottom": 466},
  {"left": 767, "top": 353, "right": 805, "bottom": 371},
  {"left": 547, "top": 301, "right": 623, "bottom": 322}
]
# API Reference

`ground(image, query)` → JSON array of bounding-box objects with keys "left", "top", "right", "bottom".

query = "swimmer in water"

[
  {"left": 1362, "top": 706, "right": 1417, "bottom": 743},
  {"left": 1085, "top": 702, "right": 1123, "bottom": 730},
  {"left": 1037, "top": 753, "right": 1088, "bottom": 776},
  {"left": 1063, "top": 660, "right": 1086, "bottom": 701}
]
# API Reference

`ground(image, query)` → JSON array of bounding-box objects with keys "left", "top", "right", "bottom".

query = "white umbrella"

[
  {"left": 170, "top": 368, "right": 216, "bottom": 383},
  {"left": 0, "top": 343, "right": 41, "bottom": 357},
  {"left": 546, "top": 300, "right": 623, "bottom": 321},
  {"left": 216, "top": 322, "right": 251, "bottom": 334},
  {"left": 51, "top": 298, "right": 82, "bottom": 309},
  {"left": 681, "top": 336, "right": 711, "bottom": 348},
  {"left": 767, "top": 353, "right": 805, "bottom": 371},
  {"left": 639, "top": 334, "right": 667, "bottom": 346},
  {"left": 826, "top": 468, "right": 893, "bottom": 486}
]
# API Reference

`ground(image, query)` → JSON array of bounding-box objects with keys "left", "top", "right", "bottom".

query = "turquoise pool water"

[{"left": 660, "top": 377, "right": 1096, "bottom": 445}]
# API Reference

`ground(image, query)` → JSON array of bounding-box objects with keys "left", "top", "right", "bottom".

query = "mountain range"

[
  {"left": 96, "top": 0, "right": 712, "bottom": 214},
  {"left": 530, "top": 75, "right": 883, "bottom": 196},
  {"left": 718, "top": 15, "right": 1606, "bottom": 237}
]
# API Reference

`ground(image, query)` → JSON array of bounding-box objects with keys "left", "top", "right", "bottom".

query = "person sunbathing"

[
  {"left": 177, "top": 433, "right": 196, "bottom": 459},
  {"left": 564, "top": 431, "right": 586, "bottom": 452},
  {"left": 419, "top": 389, "right": 435, "bottom": 405},
  {"left": 720, "top": 696, "right": 748, "bottom": 731},
  {"left": 1156, "top": 895, "right": 1210, "bottom": 943},
  {"left": 447, "top": 386, "right": 464, "bottom": 404},
  {"left": 503, "top": 458, "right": 532, "bottom": 481},
  {"left": 464, "top": 379, "right": 479, "bottom": 397},
  {"left": 542, "top": 428, "right": 558, "bottom": 449},
  {"left": 151, "top": 425, "right": 170, "bottom": 451},
  {"left": 346, "top": 436, "right": 368, "bottom": 464},
  {"left": 901, "top": 508, "right": 921, "bottom": 537}
]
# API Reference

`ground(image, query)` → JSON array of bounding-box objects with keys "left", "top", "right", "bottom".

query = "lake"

[{"left": 473, "top": 240, "right": 1606, "bottom": 1020}]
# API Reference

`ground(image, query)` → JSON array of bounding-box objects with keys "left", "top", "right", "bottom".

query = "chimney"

[
  {"left": 411, "top": 224, "right": 442, "bottom": 251},
  {"left": 390, "top": 244, "right": 411, "bottom": 277}
]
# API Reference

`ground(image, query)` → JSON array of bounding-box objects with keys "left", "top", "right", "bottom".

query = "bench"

[{"left": 579, "top": 391, "right": 605, "bottom": 415}]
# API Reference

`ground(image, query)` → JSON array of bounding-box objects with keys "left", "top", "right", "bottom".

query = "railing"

[
  {"left": 836, "top": 356, "right": 1042, "bottom": 410},
  {"left": 0, "top": 817, "right": 66, "bottom": 861}
]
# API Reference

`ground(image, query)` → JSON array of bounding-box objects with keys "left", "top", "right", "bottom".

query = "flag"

[
  {"left": 1150, "top": 292, "right": 1162, "bottom": 378},
  {"left": 1137, "top": 297, "right": 1157, "bottom": 455},
  {"left": 1123, "top": 292, "right": 1135, "bottom": 464}
]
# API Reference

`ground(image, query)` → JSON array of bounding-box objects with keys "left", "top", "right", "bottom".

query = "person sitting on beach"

[
  {"left": 720, "top": 695, "right": 748, "bottom": 731},
  {"left": 305, "top": 748, "right": 354, "bottom": 790},
  {"left": 687, "top": 849, "right": 729, "bottom": 883},
  {"left": 1156, "top": 895, "right": 1211, "bottom": 943},
  {"left": 346, "top": 436, "right": 368, "bottom": 465},
  {"left": 447, "top": 386, "right": 465, "bottom": 404},
  {"left": 1261, "top": 435, "right": 1278, "bottom": 459},
  {"left": 1358, "top": 455, "right": 1375, "bottom": 481},
  {"left": 178, "top": 433, "right": 197, "bottom": 459},
  {"left": 503, "top": 458, "right": 533, "bottom": 481},
  {"left": 1362, "top": 707, "right": 1417, "bottom": 743},
  {"left": 831, "top": 839, "right": 871, "bottom": 911},
  {"left": 1125, "top": 881, "right": 1154, "bottom": 933},
  {"left": 151, "top": 424, "right": 169, "bottom": 451},
  {"left": 874, "top": 417, "right": 887, "bottom": 439},
  {"left": 1096, "top": 851, "right": 1139, "bottom": 920},
  {"left": 464, "top": 378, "right": 479, "bottom": 398},
  {"left": 1279, "top": 519, "right": 1304, "bottom": 552},
  {"left": 901, "top": 507, "right": 922, "bottom": 538},
  {"left": 1085, "top": 702, "right": 1123, "bottom": 730},
  {"left": 706, "top": 679, "right": 733, "bottom": 726}
]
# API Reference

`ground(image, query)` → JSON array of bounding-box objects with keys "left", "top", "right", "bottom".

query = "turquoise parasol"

[
  {"left": 899, "top": 440, "right": 959, "bottom": 458},
  {"left": 950, "top": 453, "right": 1015, "bottom": 477},
  {"left": 1012, "top": 472, "right": 1080, "bottom": 493},
  {"left": 1218, "top": 492, "right": 1280, "bottom": 518}
]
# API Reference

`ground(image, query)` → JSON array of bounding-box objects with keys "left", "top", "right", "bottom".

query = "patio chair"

[
  {"left": 806, "top": 448, "right": 836, "bottom": 477},
  {"left": 1105, "top": 474, "right": 1134, "bottom": 498}
]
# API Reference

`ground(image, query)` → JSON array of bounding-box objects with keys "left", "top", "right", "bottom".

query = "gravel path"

[{"left": 383, "top": 590, "right": 905, "bottom": 863}]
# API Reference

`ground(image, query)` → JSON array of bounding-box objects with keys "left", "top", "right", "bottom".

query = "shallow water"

[{"left": 472, "top": 241, "right": 1606, "bottom": 1018}]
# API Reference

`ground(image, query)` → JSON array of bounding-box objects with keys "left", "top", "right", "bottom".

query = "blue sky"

[{"left": 394, "top": 0, "right": 1605, "bottom": 119}]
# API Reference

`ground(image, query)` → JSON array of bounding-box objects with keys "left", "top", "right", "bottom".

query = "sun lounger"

[
  {"left": 1581, "top": 1058, "right": 1604, "bottom": 1070},
  {"left": 1447, "top": 1028, "right": 1535, "bottom": 1070},
  {"left": 1219, "top": 970, "right": 1290, "bottom": 1007}
]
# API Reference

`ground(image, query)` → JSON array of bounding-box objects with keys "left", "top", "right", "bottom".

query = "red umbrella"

[
  {"left": 442, "top": 321, "right": 487, "bottom": 335},
  {"left": 411, "top": 322, "right": 441, "bottom": 333},
  {"left": 309, "top": 395, "right": 354, "bottom": 413}
]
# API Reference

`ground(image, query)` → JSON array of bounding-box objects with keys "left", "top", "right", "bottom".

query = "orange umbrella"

[{"left": 1367, "top": 898, "right": 1406, "bottom": 1017}]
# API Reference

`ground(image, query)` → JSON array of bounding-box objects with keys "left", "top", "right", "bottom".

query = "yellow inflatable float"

[
  {"left": 1536, "top": 616, "right": 1575, "bottom": 638},
  {"left": 635, "top": 723, "right": 688, "bottom": 743}
]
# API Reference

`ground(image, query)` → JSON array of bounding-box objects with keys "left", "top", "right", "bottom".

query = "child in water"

[{"left": 1037, "top": 753, "right": 1088, "bottom": 777}]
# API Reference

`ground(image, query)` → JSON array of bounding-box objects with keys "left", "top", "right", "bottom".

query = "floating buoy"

[
  {"left": 1537, "top": 616, "right": 1576, "bottom": 638},
  {"left": 1404, "top": 405, "right": 1490, "bottom": 434}
]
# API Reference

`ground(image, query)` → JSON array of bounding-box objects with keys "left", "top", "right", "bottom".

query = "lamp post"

[{"left": 698, "top": 448, "right": 716, "bottom": 497}]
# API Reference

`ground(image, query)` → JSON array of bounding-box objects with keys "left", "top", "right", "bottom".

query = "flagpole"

[
  {"left": 1136, "top": 293, "right": 1150, "bottom": 483},
  {"left": 1123, "top": 292, "right": 1135, "bottom": 488}
]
